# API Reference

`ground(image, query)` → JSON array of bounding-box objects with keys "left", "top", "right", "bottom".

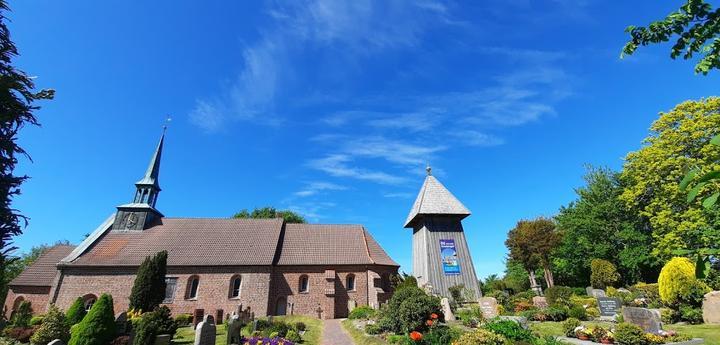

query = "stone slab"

[
  {"left": 533, "top": 296, "right": 548, "bottom": 308},
  {"left": 702, "top": 291, "right": 720, "bottom": 325},
  {"left": 441, "top": 297, "right": 455, "bottom": 321},
  {"left": 622, "top": 306, "right": 662, "bottom": 333},
  {"left": 558, "top": 337, "right": 703, "bottom": 345},
  {"left": 478, "top": 297, "right": 499, "bottom": 319},
  {"left": 597, "top": 297, "right": 622, "bottom": 317}
]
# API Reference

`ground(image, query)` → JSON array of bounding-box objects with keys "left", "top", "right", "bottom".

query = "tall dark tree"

[
  {"left": 0, "top": 0, "right": 54, "bottom": 307},
  {"left": 506, "top": 217, "right": 561, "bottom": 289},
  {"left": 233, "top": 206, "right": 306, "bottom": 224},
  {"left": 129, "top": 251, "right": 167, "bottom": 312}
]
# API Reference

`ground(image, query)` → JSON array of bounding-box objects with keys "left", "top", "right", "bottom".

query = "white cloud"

[
  {"left": 449, "top": 130, "right": 504, "bottom": 147},
  {"left": 308, "top": 154, "right": 406, "bottom": 185},
  {"left": 383, "top": 192, "right": 415, "bottom": 199},
  {"left": 294, "top": 181, "right": 347, "bottom": 197}
]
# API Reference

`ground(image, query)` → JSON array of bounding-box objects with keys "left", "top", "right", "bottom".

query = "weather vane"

[{"left": 163, "top": 115, "right": 172, "bottom": 132}]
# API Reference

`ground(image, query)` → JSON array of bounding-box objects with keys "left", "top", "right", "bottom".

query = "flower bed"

[{"left": 564, "top": 321, "right": 693, "bottom": 345}]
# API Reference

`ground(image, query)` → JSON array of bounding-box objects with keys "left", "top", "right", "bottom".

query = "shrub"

[
  {"left": 630, "top": 283, "right": 660, "bottom": 304},
  {"left": 174, "top": 313, "right": 192, "bottom": 326},
  {"left": 614, "top": 323, "right": 647, "bottom": 345},
  {"left": 3, "top": 326, "right": 38, "bottom": 342},
  {"left": 66, "top": 297, "right": 87, "bottom": 326},
  {"left": 482, "top": 320, "right": 533, "bottom": 342},
  {"left": 455, "top": 306, "right": 484, "bottom": 328},
  {"left": 452, "top": 329, "right": 506, "bottom": 345},
  {"left": 545, "top": 286, "right": 574, "bottom": 308},
  {"left": 590, "top": 259, "right": 620, "bottom": 289},
  {"left": 562, "top": 318, "right": 581, "bottom": 337},
  {"left": 679, "top": 305, "right": 703, "bottom": 324},
  {"left": 29, "top": 316, "right": 44, "bottom": 326},
  {"left": 30, "top": 305, "right": 70, "bottom": 345},
  {"left": 0, "top": 338, "right": 20, "bottom": 345},
  {"left": 68, "top": 293, "right": 116, "bottom": 345},
  {"left": 133, "top": 306, "right": 177, "bottom": 345},
  {"left": 378, "top": 287, "right": 441, "bottom": 333},
  {"left": 348, "top": 305, "right": 376, "bottom": 320},
  {"left": 129, "top": 251, "right": 168, "bottom": 312},
  {"left": 658, "top": 257, "right": 710, "bottom": 306},
  {"left": 448, "top": 284, "right": 466, "bottom": 305},
  {"left": 387, "top": 334, "right": 412, "bottom": 345},
  {"left": 395, "top": 275, "right": 418, "bottom": 291},
  {"left": 285, "top": 329, "right": 301, "bottom": 342},
  {"left": 110, "top": 336, "right": 131, "bottom": 345},
  {"left": 262, "top": 320, "right": 292, "bottom": 338},
  {"left": 364, "top": 323, "right": 382, "bottom": 335},
  {"left": 545, "top": 306, "right": 569, "bottom": 321},
  {"left": 568, "top": 305, "right": 587, "bottom": 320},
  {"left": 293, "top": 321, "right": 306, "bottom": 332},
  {"left": 424, "top": 325, "right": 461, "bottom": 345},
  {"left": 12, "top": 301, "right": 33, "bottom": 328}
]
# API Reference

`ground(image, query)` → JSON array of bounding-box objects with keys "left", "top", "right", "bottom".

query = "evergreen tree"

[
  {"left": 11, "top": 300, "right": 32, "bottom": 327},
  {"left": 0, "top": 0, "right": 54, "bottom": 308},
  {"left": 30, "top": 304, "right": 70, "bottom": 345},
  {"left": 68, "top": 294, "right": 116, "bottom": 345},
  {"left": 129, "top": 250, "right": 167, "bottom": 312},
  {"left": 65, "top": 297, "right": 86, "bottom": 326}
]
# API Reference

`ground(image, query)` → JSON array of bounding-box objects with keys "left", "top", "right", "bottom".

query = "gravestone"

[
  {"left": 478, "top": 297, "right": 499, "bottom": 319},
  {"left": 441, "top": 297, "right": 455, "bottom": 321},
  {"left": 586, "top": 286, "right": 594, "bottom": 296},
  {"left": 194, "top": 315, "right": 216, "bottom": 345},
  {"left": 622, "top": 307, "right": 662, "bottom": 334},
  {"left": 193, "top": 309, "right": 205, "bottom": 328},
  {"left": 703, "top": 291, "right": 720, "bottom": 325},
  {"left": 48, "top": 340, "right": 65, "bottom": 345},
  {"left": 597, "top": 297, "right": 623, "bottom": 317},
  {"left": 226, "top": 315, "right": 243, "bottom": 345},
  {"left": 115, "top": 312, "right": 128, "bottom": 335},
  {"left": 618, "top": 288, "right": 631, "bottom": 294},
  {"left": 348, "top": 300, "right": 357, "bottom": 312},
  {"left": 215, "top": 309, "right": 224, "bottom": 325},
  {"left": 533, "top": 296, "right": 548, "bottom": 308}
]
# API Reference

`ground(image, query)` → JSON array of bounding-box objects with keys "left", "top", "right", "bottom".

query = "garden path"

[{"left": 321, "top": 318, "right": 354, "bottom": 345}]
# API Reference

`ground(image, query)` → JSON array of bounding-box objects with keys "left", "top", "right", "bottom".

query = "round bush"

[
  {"left": 568, "top": 305, "right": 587, "bottom": 320},
  {"left": 173, "top": 313, "right": 192, "bottom": 326},
  {"left": 482, "top": 320, "right": 534, "bottom": 342},
  {"left": 614, "top": 322, "right": 647, "bottom": 345},
  {"left": 68, "top": 294, "right": 116, "bottom": 345},
  {"left": 590, "top": 259, "right": 620, "bottom": 289},
  {"left": 658, "top": 257, "right": 710, "bottom": 306},
  {"left": 379, "top": 287, "right": 441, "bottom": 333},
  {"left": 348, "top": 305, "right": 376, "bottom": 320},
  {"left": 452, "top": 329, "right": 506, "bottom": 345},
  {"left": 562, "top": 318, "right": 581, "bottom": 337},
  {"left": 545, "top": 286, "right": 574, "bottom": 308},
  {"left": 364, "top": 323, "right": 382, "bottom": 335},
  {"left": 29, "top": 316, "right": 44, "bottom": 326},
  {"left": 30, "top": 305, "right": 70, "bottom": 345},
  {"left": 424, "top": 325, "right": 461, "bottom": 345}
]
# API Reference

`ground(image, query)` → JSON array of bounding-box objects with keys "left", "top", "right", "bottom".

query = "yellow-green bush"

[
  {"left": 452, "top": 329, "right": 506, "bottom": 345},
  {"left": 658, "top": 257, "right": 710, "bottom": 305},
  {"left": 590, "top": 259, "right": 620, "bottom": 289}
]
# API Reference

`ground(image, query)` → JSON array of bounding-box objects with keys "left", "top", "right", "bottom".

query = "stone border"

[{"left": 558, "top": 337, "right": 704, "bottom": 345}]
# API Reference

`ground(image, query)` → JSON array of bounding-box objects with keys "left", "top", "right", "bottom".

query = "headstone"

[
  {"left": 703, "top": 291, "right": 720, "bottom": 325},
  {"left": 478, "top": 297, "right": 499, "bottom": 319},
  {"left": 497, "top": 316, "right": 528, "bottom": 329},
  {"left": 203, "top": 314, "right": 214, "bottom": 324},
  {"left": 193, "top": 309, "right": 204, "bottom": 328},
  {"left": 586, "top": 286, "right": 594, "bottom": 296},
  {"left": 48, "top": 340, "right": 65, "bottom": 345},
  {"left": 115, "top": 312, "right": 128, "bottom": 335},
  {"left": 533, "top": 296, "right": 548, "bottom": 308},
  {"left": 226, "top": 315, "right": 243, "bottom": 345},
  {"left": 622, "top": 307, "right": 662, "bottom": 334},
  {"left": 348, "top": 300, "right": 357, "bottom": 312},
  {"left": 586, "top": 287, "right": 606, "bottom": 298},
  {"left": 441, "top": 297, "right": 455, "bottom": 321},
  {"left": 597, "top": 297, "right": 623, "bottom": 317},
  {"left": 618, "top": 288, "right": 631, "bottom": 294},
  {"left": 194, "top": 317, "right": 216, "bottom": 345},
  {"left": 215, "top": 309, "right": 223, "bottom": 325}
]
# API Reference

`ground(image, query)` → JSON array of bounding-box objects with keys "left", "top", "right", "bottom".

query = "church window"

[
  {"left": 164, "top": 277, "right": 177, "bottom": 303},
  {"left": 187, "top": 276, "right": 200, "bottom": 299},
  {"left": 346, "top": 274, "right": 356, "bottom": 291},
  {"left": 299, "top": 275, "right": 309, "bottom": 293},
  {"left": 230, "top": 275, "right": 242, "bottom": 298},
  {"left": 82, "top": 294, "right": 97, "bottom": 311}
]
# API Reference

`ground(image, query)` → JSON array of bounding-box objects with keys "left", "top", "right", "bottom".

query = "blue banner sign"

[{"left": 439, "top": 239, "right": 461, "bottom": 275}]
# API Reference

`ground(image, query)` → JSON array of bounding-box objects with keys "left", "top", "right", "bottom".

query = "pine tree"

[
  {"left": 68, "top": 294, "right": 116, "bottom": 345},
  {"left": 65, "top": 297, "right": 86, "bottom": 325},
  {"left": 129, "top": 251, "right": 167, "bottom": 312}
]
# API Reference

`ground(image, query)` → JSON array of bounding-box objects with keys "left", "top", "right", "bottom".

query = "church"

[{"left": 3, "top": 132, "right": 399, "bottom": 320}]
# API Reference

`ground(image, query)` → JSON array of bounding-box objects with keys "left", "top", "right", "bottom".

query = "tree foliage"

[
  {"left": 233, "top": 207, "right": 306, "bottom": 224},
  {"left": 65, "top": 297, "right": 86, "bottom": 326},
  {"left": 658, "top": 257, "right": 710, "bottom": 306},
  {"left": 129, "top": 251, "right": 167, "bottom": 312},
  {"left": 505, "top": 217, "right": 561, "bottom": 288},
  {"left": 554, "top": 167, "right": 657, "bottom": 286},
  {"left": 11, "top": 300, "right": 31, "bottom": 327},
  {"left": 0, "top": 0, "right": 54, "bottom": 314},
  {"left": 30, "top": 304, "right": 70, "bottom": 345},
  {"left": 1, "top": 241, "right": 71, "bottom": 304},
  {"left": 68, "top": 294, "right": 116, "bottom": 345},
  {"left": 622, "top": 0, "right": 720, "bottom": 74},
  {"left": 621, "top": 98, "right": 720, "bottom": 261},
  {"left": 590, "top": 259, "right": 620, "bottom": 289}
]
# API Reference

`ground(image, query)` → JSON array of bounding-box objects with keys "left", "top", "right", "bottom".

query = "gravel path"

[{"left": 321, "top": 318, "right": 354, "bottom": 345}]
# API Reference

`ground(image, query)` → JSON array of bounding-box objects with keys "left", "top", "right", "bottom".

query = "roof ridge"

[{"left": 360, "top": 227, "right": 375, "bottom": 264}]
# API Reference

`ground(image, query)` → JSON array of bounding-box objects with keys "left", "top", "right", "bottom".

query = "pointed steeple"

[
  {"left": 136, "top": 129, "right": 164, "bottom": 189},
  {"left": 404, "top": 166, "right": 471, "bottom": 228}
]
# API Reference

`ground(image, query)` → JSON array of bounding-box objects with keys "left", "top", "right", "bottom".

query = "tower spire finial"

[{"left": 426, "top": 164, "right": 432, "bottom": 176}]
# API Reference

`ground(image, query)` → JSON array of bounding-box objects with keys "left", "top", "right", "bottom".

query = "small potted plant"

[
  {"left": 601, "top": 331, "right": 615, "bottom": 344},
  {"left": 576, "top": 327, "right": 592, "bottom": 341}
]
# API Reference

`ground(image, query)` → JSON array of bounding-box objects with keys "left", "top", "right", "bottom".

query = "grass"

[
  {"left": 530, "top": 321, "right": 720, "bottom": 345},
  {"left": 341, "top": 319, "right": 389, "bottom": 345},
  {"left": 172, "top": 315, "right": 322, "bottom": 345}
]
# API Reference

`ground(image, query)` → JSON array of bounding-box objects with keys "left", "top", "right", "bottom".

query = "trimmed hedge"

[{"left": 68, "top": 294, "right": 116, "bottom": 345}]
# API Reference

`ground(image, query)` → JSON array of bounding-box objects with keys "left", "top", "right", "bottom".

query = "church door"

[{"left": 275, "top": 297, "right": 287, "bottom": 316}]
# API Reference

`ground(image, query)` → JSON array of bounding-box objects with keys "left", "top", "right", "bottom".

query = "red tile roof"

[
  {"left": 10, "top": 245, "right": 75, "bottom": 287},
  {"left": 67, "top": 218, "right": 398, "bottom": 267}
]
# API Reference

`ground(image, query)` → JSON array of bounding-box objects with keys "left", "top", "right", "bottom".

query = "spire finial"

[
  {"left": 426, "top": 164, "right": 432, "bottom": 176},
  {"left": 163, "top": 115, "right": 172, "bottom": 132}
]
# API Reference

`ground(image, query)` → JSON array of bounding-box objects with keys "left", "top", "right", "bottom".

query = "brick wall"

[{"left": 3, "top": 286, "right": 51, "bottom": 317}]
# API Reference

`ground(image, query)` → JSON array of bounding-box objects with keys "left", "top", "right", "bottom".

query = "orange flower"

[
  {"left": 409, "top": 331, "right": 423, "bottom": 341},
  {"left": 426, "top": 319, "right": 434, "bottom": 326},
  {"left": 430, "top": 313, "right": 439, "bottom": 319}
]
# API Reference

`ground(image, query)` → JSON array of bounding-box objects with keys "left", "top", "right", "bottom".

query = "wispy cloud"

[
  {"left": 308, "top": 154, "right": 407, "bottom": 185},
  {"left": 294, "top": 181, "right": 347, "bottom": 197},
  {"left": 383, "top": 192, "right": 415, "bottom": 199}
]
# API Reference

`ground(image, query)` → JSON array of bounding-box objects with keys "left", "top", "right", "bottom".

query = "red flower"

[
  {"left": 410, "top": 331, "right": 423, "bottom": 341},
  {"left": 426, "top": 320, "right": 434, "bottom": 326},
  {"left": 430, "top": 313, "right": 439, "bottom": 319}
]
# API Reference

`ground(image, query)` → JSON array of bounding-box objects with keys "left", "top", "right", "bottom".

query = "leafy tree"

[
  {"left": 65, "top": 297, "right": 86, "bottom": 326},
  {"left": 233, "top": 206, "right": 306, "bottom": 223},
  {"left": 505, "top": 217, "right": 561, "bottom": 289},
  {"left": 68, "top": 294, "right": 116, "bottom": 345},
  {"left": 590, "top": 259, "right": 621, "bottom": 289},
  {"left": 622, "top": 0, "right": 720, "bottom": 74},
  {"left": 1, "top": 241, "right": 71, "bottom": 303},
  {"left": 132, "top": 306, "right": 177, "bottom": 345},
  {"left": 501, "top": 259, "right": 530, "bottom": 294},
  {"left": 0, "top": 0, "right": 54, "bottom": 313},
  {"left": 30, "top": 304, "right": 70, "bottom": 345},
  {"left": 480, "top": 274, "right": 505, "bottom": 294},
  {"left": 129, "top": 251, "right": 167, "bottom": 312},
  {"left": 554, "top": 168, "right": 656, "bottom": 286},
  {"left": 621, "top": 98, "right": 720, "bottom": 261}
]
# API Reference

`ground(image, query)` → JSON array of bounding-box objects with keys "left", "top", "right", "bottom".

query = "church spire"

[{"left": 135, "top": 129, "right": 164, "bottom": 190}]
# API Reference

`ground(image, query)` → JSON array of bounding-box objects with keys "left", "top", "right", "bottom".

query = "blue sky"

[{"left": 8, "top": 1, "right": 720, "bottom": 279}]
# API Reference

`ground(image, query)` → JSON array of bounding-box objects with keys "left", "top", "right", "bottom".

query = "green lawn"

[
  {"left": 172, "top": 315, "right": 322, "bottom": 345},
  {"left": 530, "top": 321, "right": 720, "bottom": 345},
  {"left": 341, "top": 319, "right": 389, "bottom": 345}
]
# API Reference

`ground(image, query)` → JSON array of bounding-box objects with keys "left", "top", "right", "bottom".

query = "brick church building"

[{"left": 4, "top": 132, "right": 398, "bottom": 320}]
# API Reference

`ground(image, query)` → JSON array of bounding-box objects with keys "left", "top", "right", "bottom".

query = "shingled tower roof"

[
  {"left": 136, "top": 130, "right": 164, "bottom": 189},
  {"left": 404, "top": 166, "right": 471, "bottom": 228}
]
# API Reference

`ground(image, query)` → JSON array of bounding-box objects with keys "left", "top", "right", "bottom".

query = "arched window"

[
  {"left": 186, "top": 276, "right": 200, "bottom": 299},
  {"left": 346, "top": 274, "right": 356, "bottom": 291},
  {"left": 299, "top": 275, "right": 309, "bottom": 293},
  {"left": 82, "top": 294, "right": 97, "bottom": 311},
  {"left": 229, "top": 275, "right": 242, "bottom": 298}
]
